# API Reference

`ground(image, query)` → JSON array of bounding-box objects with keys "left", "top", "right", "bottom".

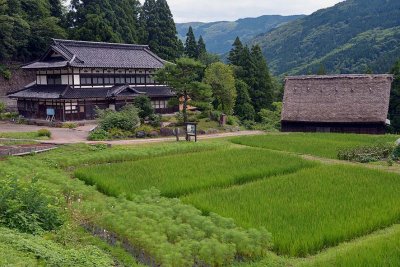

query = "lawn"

[
  {"left": 183, "top": 164, "right": 400, "bottom": 257},
  {"left": 75, "top": 147, "right": 315, "bottom": 198},
  {"left": 231, "top": 133, "right": 399, "bottom": 159},
  {"left": 0, "top": 131, "right": 50, "bottom": 140}
]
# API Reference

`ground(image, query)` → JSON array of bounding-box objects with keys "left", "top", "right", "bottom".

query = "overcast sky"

[{"left": 150, "top": 0, "right": 344, "bottom": 23}]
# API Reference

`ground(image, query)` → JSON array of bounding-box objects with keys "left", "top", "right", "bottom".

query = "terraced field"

[{"left": 2, "top": 133, "right": 400, "bottom": 266}]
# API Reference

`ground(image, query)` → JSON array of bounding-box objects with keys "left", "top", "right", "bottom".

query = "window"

[
  {"left": 115, "top": 76, "right": 126, "bottom": 84},
  {"left": 47, "top": 75, "right": 62, "bottom": 85},
  {"left": 137, "top": 75, "right": 146, "bottom": 84},
  {"left": 151, "top": 100, "right": 166, "bottom": 109},
  {"left": 80, "top": 75, "right": 92, "bottom": 85},
  {"left": 92, "top": 76, "right": 103, "bottom": 85},
  {"left": 104, "top": 76, "right": 115, "bottom": 85},
  {"left": 65, "top": 102, "right": 78, "bottom": 114}
]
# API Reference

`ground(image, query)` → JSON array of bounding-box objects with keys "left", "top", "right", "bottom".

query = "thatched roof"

[{"left": 281, "top": 75, "right": 393, "bottom": 124}]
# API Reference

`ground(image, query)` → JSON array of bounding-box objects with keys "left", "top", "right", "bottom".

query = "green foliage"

[
  {"left": 62, "top": 122, "right": 78, "bottom": 129},
  {"left": 258, "top": 102, "right": 282, "bottom": 131},
  {"left": 388, "top": 59, "right": 400, "bottom": 133},
  {"left": 140, "top": 0, "right": 183, "bottom": 61},
  {"left": 204, "top": 62, "right": 237, "bottom": 115},
  {"left": 185, "top": 26, "right": 198, "bottom": 58},
  {"left": 337, "top": 143, "right": 394, "bottom": 163},
  {"left": 75, "top": 148, "right": 314, "bottom": 198},
  {"left": 133, "top": 95, "right": 154, "bottom": 120},
  {"left": 0, "top": 0, "right": 66, "bottom": 62},
  {"left": 197, "top": 35, "right": 207, "bottom": 58},
  {"left": 96, "top": 104, "right": 140, "bottom": 132},
  {"left": 0, "top": 64, "right": 11, "bottom": 79},
  {"left": 228, "top": 38, "right": 275, "bottom": 113},
  {"left": 234, "top": 80, "right": 255, "bottom": 121},
  {"left": 0, "top": 101, "right": 5, "bottom": 113},
  {"left": 391, "top": 145, "right": 400, "bottom": 160},
  {"left": 156, "top": 58, "right": 212, "bottom": 122},
  {"left": 87, "top": 128, "right": 109, "bottom": 141},
  {"left": 0, "top": 178, "right": 63, "bottom": 234},
  {"left": 253, "top": 0, "right": 400, "bottom": 75},
  {"left": 0, "top": 227, "right": 114, "bottom": 266},
  {"left": 231, "top": 133, "right": 399, "bottom": 159},
  {"left": 184, "top": 164, "right": 400, "bottom": 257},
  {"left": 37, "top": 129, "right": 51, "bottom": 138}
]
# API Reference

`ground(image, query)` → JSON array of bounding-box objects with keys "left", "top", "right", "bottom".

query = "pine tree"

[
  {"left": 185, "top": 26, "right": 198, "bottom": 59},
  {"left": 228, "top": 37, "right": 243, "bottom": 65},
  {"left": 197, "top": 35, "right": 206, "bottom": 58}
]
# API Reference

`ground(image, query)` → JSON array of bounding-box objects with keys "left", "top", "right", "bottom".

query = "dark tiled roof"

[
  {"left": 134, "top": 86, "right": 175, "bottom": 97},
  {"left": 8, "top": 85, "right": 68, "bottom": 99},
  {"left": 9, "top": 85, "right": 175, "bottom": 99},
  {"left": 22, "top": 39, "right": 166, "bottom": 69}
]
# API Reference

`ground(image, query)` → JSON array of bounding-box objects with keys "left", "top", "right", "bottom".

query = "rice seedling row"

[
  {"left": 231, "top": 133, "right": 399, "bottom": 159},
  {"left": 75, "top": 147, "right": 315, "bottom": 198},
  {"left": 183, "top": 165, "right": 400, "bottom": 257}
]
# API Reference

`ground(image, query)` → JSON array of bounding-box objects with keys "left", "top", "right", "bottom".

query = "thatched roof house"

[{"left": 281, "top": 74, "right": 393, "bottom": 134}]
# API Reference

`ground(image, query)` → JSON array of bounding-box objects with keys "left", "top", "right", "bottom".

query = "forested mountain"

[
  {"left": 251, "top": 0, "right": 400, "bottom": 75},
  {"left": 176, "top": 15, "right": 304, "bottom": 55}
]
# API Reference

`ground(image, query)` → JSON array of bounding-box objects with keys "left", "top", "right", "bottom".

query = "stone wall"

[{"left": 0, "top": 63, "right": 35, "bottom": 110}]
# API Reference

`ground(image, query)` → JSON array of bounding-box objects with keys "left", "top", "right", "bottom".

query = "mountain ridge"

[{"left": 176, "top": 14, "right": 304, "bottom": 55}]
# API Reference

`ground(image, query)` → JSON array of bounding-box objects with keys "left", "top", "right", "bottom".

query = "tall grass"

[
  {"left": 75, "top": 148, "right": 315, "bottom": 198},
  {"left": 183, "top": 165, "right": 400, "bottom": 257},
  {"left": 231, "top": 133, "right": 399, "bottom": 159}
]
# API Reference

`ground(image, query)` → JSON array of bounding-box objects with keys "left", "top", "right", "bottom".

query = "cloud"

[{"left": 163, "top": 0, "right": 343, "bottom": 22}]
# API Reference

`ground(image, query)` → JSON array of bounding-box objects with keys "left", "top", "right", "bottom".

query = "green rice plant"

[
  {"left": 183, "top": 165, "right": 400, "bottom": 257},
  {"left": 294, "top": 224, "right": 400, "bottom": 267},
  {"left": 231, "top": 133, "right": 399, "bottom": 159},
  {"left": 75, "top": 148, "right": 315, "bottom": 198},
  {"left": 0, "top": 146, "right": 274, "bottom": 266}
]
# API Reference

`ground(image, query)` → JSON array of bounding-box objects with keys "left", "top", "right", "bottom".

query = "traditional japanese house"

[
  {"left": 8, "top": 39, "right": 177, "bottom": 121},
  {"left": 281, "top": 74, "right": 393, "bottom": 134}
]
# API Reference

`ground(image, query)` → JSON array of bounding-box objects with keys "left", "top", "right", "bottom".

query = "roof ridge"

[{"left": 53, "top": 39, "right": 149, "bottom": 50}]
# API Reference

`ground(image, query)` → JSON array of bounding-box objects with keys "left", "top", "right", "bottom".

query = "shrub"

[
  {"left": 0, "top": 178, "right": 63, "bottom": 234},
  {"left": 88, "top": 128, "right": 109, "bottom": 141},
  {"left": 97, "top": 104, "right": 140, "bottom": 132},
  {"left": 258, "top": 102, "right": 282, "bottom": 131},
  {"left": 133, "top": 95, "right": 154, "bottom": 120},
  {"left": 391, "top": 145, "right": 400, "bottom": 160},
  {"left": 62, "top": 122, "right": 78, "bottom": 129},
  {"left": 37, "top": 129, "right": 51, "bottom": 138},
  {"left": 338, "top": 143, "right": 394, "bottom": 163},
  {"left": 135, "top": 125, "right": 155, "bottom": 136},
  {"left": 148, "top": 114, "right": 161, "bottom": 127},
  {"left": 0, "top": 102, "right": 5, "bottom": 113},
  {"left": 227, "top": 116, "right": 240, "bottom": 126},
  {"left": 107, "top": 128, "right": 131, "bottom": 139},
  {"left": 210, "top": 110, "right": 223, "bottom": 122}
]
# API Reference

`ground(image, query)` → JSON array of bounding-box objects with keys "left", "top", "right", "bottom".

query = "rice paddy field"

[
  {"left": 2, "top": 132, "right": 400, "bottom": 266},
  {"left": 75, "top": 148, "right": 315, "bottom": 198},
  {"left": 231, "top": 133, "right": 399, "bottom": 158}
]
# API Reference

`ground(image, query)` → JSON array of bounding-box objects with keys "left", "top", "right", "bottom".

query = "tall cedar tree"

[
  {"left": 0, "top": 0, "right": 66, "bottom": 61},
  {"left": 228, "top": 37, "right": 275, "bottom": 113},
  {"left": 204, "top": 62, "right": 237, "bottom": 115},
  {"left": 227, "top": 37, "right": 243, "bottom": 66},
  {"left": 197, "top": 36, "right": 207, "bottom": 58},
  {"left": 156, "top": 58, "right": 212, "bottom": 122},
  {"left": 185, "top": 26, "right": 198, "bottom": 59},
  {"left": 141, "top": 0, "right": 183, "bottom": 61},
  {"left": 250, "top": 45, "right": 274, "bottom": 111},
  {"left": 234, "top": 79, "right": 255, "bottom": 121},
  {"left": 69, "top": 0, "right": 141, "bottom": 44},
  {"left": 389, "top": 59, "right": 400, "bottom": 132}
]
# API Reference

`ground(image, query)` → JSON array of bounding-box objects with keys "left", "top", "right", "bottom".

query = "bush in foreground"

[
  {"left": 338, "top": 143, "right": 394, "bottom": 163},
  {"left": 37, "top": 129, "right": 51, "bottom": 138},
  {"left": 0, "top": 178, "right": 63, "bottom": 234}
]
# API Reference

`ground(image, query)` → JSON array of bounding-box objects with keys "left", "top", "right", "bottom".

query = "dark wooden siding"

[{"left": 281, "top": 121, "right": 386, "bottom": 135}]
